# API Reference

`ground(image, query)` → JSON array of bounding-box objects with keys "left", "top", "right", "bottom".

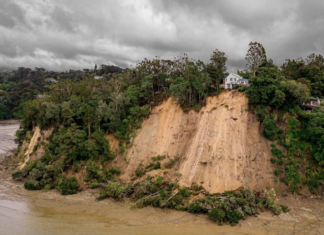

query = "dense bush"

[
  {"left": 262, "top": 116, "right": 282, "bottom": 140},
  {"left": 57, "top": 177, "right": 79, "bottom": 195},
  {"left": 12, "top": 171, "right": 23, "bottom": 179},
  {"left": 23, "top": 160, "right": 55, "bottom": 190},
  {"left": 98, "top": 177, "right": 288, "bottom": 225}
]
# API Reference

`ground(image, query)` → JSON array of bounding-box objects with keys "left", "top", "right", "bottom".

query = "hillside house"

[
  {"left": 45, "top": 78, "right": 58, "bottom": 83},
  {"left": 221, "top": 73, "right": 250, "bottom": 89},
  {"left": 302, "top": 97, "right": 323, "bottom": 111}
]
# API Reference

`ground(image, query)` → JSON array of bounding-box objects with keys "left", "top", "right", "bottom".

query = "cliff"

[{"left": 119, "top": 90, "right": 274, "bottom": 193}]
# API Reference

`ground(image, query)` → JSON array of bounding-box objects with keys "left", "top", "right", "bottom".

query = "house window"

[{"left": 230, "top": 78, "right": 232, "bottom": 81}]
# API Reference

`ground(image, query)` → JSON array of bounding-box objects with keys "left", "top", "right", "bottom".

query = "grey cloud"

[
  {"left": 0, "top": 0, "right": 323, "bottom": 72},
  {"left": 0, "top": 0, "right": 25, "bottom": 28}
]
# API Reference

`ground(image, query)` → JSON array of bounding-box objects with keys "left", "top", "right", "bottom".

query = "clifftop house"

[
  {"left": 302, "top": 97, "right": 323, "bottom": 111},
  {"left": 221, "top": 73, "right": 250, "bottom": 89}
]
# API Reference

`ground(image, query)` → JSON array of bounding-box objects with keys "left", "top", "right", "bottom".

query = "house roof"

[{"left": 237, "top": 78, "right": 249, "bottom": 83}]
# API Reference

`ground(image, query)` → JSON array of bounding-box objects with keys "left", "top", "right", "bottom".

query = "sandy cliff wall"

[
  {"left": 18, "top": 127, "right": 53, "bottom": 169},
  {"left": 120, "top": 90, "right": 274, "bottom": 193}
]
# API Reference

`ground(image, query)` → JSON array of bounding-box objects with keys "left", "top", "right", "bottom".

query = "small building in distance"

[
  {"left": 221, "top": 73, "right": 250, "bottom": 89},
  {"left": 45, "top": 78, "right": 58, "bottom": 83},
  {"left": 302, "top": 97, "right": 323, "bottom": 111}
]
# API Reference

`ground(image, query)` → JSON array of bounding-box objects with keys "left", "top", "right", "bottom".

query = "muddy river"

[{"left": 0, "top": 121, "right": 323, "bottom": 235}]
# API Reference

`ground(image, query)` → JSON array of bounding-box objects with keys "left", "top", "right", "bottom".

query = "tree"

[
  {"left": 245, "top": 42, "right": 267, "bottom": 76},
  {"left": 296, "top": 78, "right": 312, "bottom": 91},
  {"left": 207, "top": 49, "right": 227, "bottom": 90},
  {"left": 280, "top": 80, "right": 310, "bottom": 104},
  {"left": 84, "top": 105, "right": 95, "bottom": 138}
]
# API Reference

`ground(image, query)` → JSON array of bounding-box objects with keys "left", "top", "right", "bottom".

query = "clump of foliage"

[
  {"left": 97, "top": 182, "right": 128, "bottom": 201},
  {"left": 135, "top": 164, "right": 145, "bottom": 177},
  {"left": 12, "top": 171, "right": 23, "bottom": 180},
  {"left": 23, "top": 160, "right": 55, "bottom": 190},
  {"left": 163, "top": 157, "right": 179, "bottom": 169},
  {"left": 85, "top": 161, "right": 120, "bottom": 182},
  {"left": 98, "top": 177, "right": 288, "bottom": 226},
  {"left": 145, "top": 156, "right": 165, "bottom": 171},
  {"left": 262, "top": 116, "right": 283, "bottom": 141},
  {"left": 57, "top": 177, "right": 79, "bottom": 195}
]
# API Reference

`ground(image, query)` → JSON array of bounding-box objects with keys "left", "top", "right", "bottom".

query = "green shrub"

[
  {"left": 255, "top": 105, "right": 269, "bottom": 122},
  {"left": 12, "top": 171, "right": 23, "bottom": 179},
  {"left": 238, "top": 87, "right": 248, "bottom": 92},
  {"left": 178, "top": 187, "right": 191, "bottom": 197},
  {"left": 274, "top": 168, "right": 280, "bottom": 176},
  {"left": 72, "top": 162, "right": 82, "bottom": 172},
  {"left": 85, "top": 160, "right": 100, "bottom": 181},
  {"left": 24, "top": 179, "right": 41, "bottom": 190},
  {"left": 163, "top": 157, "right": 179, "bottom": 169},
  {"left": 135, "top": 165, "right": 145, "bottom": 177},
  {"left": 262, "top": 116, "right": 280, "bottom": 140},
  {"left": 108, "top": 166, "right": 121, "bottom": 175},
  {"left": 188, "top": 202, "right": 206, "bottom": 214},
  {"left": 285, "top": 158, "right": 301, "bottom": 193},
  {"left": 189, "top": 184, "right": 204, "bottom": 191},
  {"left": 57, "top": 177, "right": 79, "bottom": 195},
  {"left": 151, "top": 155, "right": 166, "bottom": 162},
  {"left": 146, "top": 161, "right": 161, "bottom": 171},
  {"left": 98, "top": 182, "right": 127, "bottom": 201},
  {"left": 209, "top": 208, "right": 226, "bottom": 225}
]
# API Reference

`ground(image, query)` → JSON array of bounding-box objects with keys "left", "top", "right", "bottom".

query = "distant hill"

[{"left": 0, "top": 67, "right": 14, "bottom": 74}]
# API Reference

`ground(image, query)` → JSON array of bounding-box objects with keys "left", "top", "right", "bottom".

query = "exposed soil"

[
  {"left": 119, "top": 91, "right": 275, "bottom": 193},
  {"left": 17, "top": 126, "right": 53, "bottom": 169}
]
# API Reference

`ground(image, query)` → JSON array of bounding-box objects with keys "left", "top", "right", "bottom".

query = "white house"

[{"left": 221, "top": 73, "right": 250, "bottom": 89}]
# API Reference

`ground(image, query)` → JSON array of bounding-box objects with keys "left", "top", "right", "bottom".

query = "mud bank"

[{"left": 0, "top": 120, "right": 19, "bottom": 159}]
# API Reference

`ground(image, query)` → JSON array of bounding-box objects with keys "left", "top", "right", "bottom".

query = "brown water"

[
  {"left": 0, "top": 183, "right": 269, "bottom": 235},
  {"left": 0, "top": 121, "right": 323, "bottom": 235},
  {"left": 0, "top": 120, "right": 19, "bottom": 157}
]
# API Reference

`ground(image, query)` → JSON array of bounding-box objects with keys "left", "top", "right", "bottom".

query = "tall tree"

[
  {"left": 207, "top": 49, "right": 227, "bottom": 90},
  {"left": 245, "top": 42, "right": 267, "bottom": 76}
]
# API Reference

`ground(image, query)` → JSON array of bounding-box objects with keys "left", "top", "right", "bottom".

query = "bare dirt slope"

[
  {"left": 18, "top": 127, "right": 53, "bottom": 169},
  {"left": 120, "top": 90, "right": 274, "bottom": 193}
]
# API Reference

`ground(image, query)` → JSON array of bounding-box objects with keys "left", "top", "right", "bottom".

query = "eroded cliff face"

[
  {"left": 120, "top": 90, "right": 274, "bottom": 193},
  {"left": 18, "top": 127, "right": 53, "bottom": 170}
]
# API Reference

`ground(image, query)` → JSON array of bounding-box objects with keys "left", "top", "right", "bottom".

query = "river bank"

[
  {"left": 1, "top": 121, "right": 324, "bottom": 235},
  {"left": 0, "top": 120, "right": 19, "bottom": 159}
]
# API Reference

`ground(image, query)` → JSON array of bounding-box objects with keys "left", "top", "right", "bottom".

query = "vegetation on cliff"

[{"left": 242, "top": 44, "right": 324, "bottom": 194}]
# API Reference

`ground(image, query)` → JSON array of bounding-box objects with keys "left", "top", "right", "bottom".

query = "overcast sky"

[{"left": 0, "top": 0, "right": 323, "bottom": 72}]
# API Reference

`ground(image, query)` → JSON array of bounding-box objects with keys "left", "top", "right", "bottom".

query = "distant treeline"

[{"left": 0, "top": 65, "right": 123, "bottom": 119}]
